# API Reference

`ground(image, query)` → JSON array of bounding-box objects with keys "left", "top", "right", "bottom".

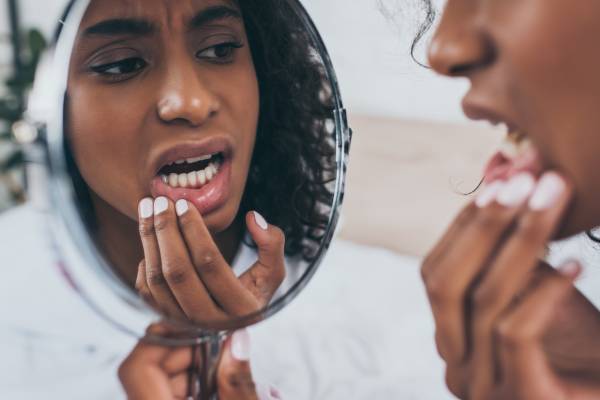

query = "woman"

[
  {"left": 159, "top": 0, "right": 600, "bottom": 398},
  {"left": 419, "top": 0, "right": 600, "bottom": 398},
  {"left": 1, "top": 0, "right": 337, "bottom": 397},
  {"left": 64, "top": 0, "right": 336, "bottom": 323}
]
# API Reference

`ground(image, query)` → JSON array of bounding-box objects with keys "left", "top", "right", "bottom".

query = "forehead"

[{"left": 80, "top": 0, "right": 240, "bottom": 31}]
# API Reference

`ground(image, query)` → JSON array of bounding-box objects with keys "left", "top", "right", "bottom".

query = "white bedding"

[
  {"left": 249, "top": 240, "right": 452, "bottom": 399},
  {"left": 0, "top": 205, "right": 452, "bottom": 399}
]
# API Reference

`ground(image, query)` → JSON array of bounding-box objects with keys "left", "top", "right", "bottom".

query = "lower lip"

[
  {"left": 150, "top": 160, "right": 232, "bottom": 215},
  {"left": 483, "top": 148, "right": 543, "bottom": 183}
]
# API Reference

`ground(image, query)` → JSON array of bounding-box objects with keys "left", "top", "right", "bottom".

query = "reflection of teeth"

[
  {"left": 178, "top": 173, "right": 188, "bottom": 188},
  {"left": 169, "top": 173, "right": 179, "bottom": 188},
  {"left": 170, "top": 154, "right": 215, "bottom": 166},
  {"left": 162, "top": 162, "right": 221, "bottom": 189},
  {"left": 197, "top": 170, "right": 207, "bottom": 185},
  {"left": 187, "top": 155, "right": 212, "bottom": 163}
]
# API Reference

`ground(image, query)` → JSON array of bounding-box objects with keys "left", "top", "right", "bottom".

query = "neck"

[{"left": 90, "top": 193, "right": 244, "bottom": 288}]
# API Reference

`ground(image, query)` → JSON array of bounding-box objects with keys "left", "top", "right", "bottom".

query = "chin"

[
  {"left": 553, "top": 202, "right": 596, "bottom": 241},
  {"left": 203, "top": 202, "right": 241, "bottom": 234}
]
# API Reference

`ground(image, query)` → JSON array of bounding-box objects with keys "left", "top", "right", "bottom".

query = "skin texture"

[
  {"left": 136, "top": 198, "right": 285, "bottom": 325},
  {"left": 64, "top": 0, "right": 288, "bottom": 327},
  {"left": 422, "top": 1, "right": 600, "bottom": 399},
  {"left": 67, "top": 0, "right": 260, "bottom": 283},
  {"left": 427, "top": 0, "right": 600, "bottom": 238},
  {"left": 119, "top": 327, "right": 270, "bottom": 399}
]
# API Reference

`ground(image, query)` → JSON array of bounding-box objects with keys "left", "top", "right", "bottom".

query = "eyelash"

[{"left": 90, "top": 41, "right": 244, "bottom": 82}]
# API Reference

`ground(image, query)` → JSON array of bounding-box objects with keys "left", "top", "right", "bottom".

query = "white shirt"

[{"left": 1, "top": 203, "right": 524, "bottom": 399}]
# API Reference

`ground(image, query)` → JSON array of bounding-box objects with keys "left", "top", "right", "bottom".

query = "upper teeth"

[
  {"left": 161, "top": 161, "right": 220, "bottom": 189},
  {"left": 500, "top": 131, "right": 532, "bottom": 159},
  {"left": 171, "top": 155, "right": 213, "bottom": 166}
]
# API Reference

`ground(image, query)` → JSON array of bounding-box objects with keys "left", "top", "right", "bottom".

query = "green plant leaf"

[{"left": 27, "top": 29, "right": 47, "bottom": 56}]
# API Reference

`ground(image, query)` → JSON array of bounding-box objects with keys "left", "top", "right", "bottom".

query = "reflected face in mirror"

[
  {"left": 68, "top": 0, "right": 259, "bottom": 236},
  {"left": 58, "top": 0, "right": 338, "bottom": 325}
]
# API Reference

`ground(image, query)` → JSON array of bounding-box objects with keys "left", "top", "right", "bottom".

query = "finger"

[
  {"left": 218, "top": 330, "right": 259, "bottom": 400},
  {"left": 138, "top": 198, "right": 185, "bottom": 318},
  {"left": 170, "top": 373, "right": 191, "bottom": 399},
  {"left": 136, "top": 259, "right": 157, "bottom": 308},
  {"left": 162, "top": 346, "right": 195, "bottom": 375},
  {"left": 175, "top": 200, "right": 260, "bottom": 316},
  {"left": 469, "top": 172, "right": 572, "bottom": 398},
  {"left": 495, "top": 262, "right": 581, "bottom": 399},
  {"left": 421, "top": 202, "right": 479, "bottom": 276},
  {"left": 239, "top": 212, "right": 286, "bottom": 306},
  {"left": 153, "top": 197, "right": 226, "bottom": 322},
  {"left": 119, "top": 331, "right": 175, "bottom": 400},
  {"left": 422, "top": 176, "right": 531, "bottom": 364}
]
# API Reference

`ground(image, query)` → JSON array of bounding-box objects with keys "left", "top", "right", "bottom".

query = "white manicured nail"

[
  {"left": 558, "top": 261, "right": 582, "bottom": 278},
  {"left": 528, "top": 172, "right": 566, "bottom": 211},
  {"left": 154, "top": 197, "right": 169, "bottom": 215},
  {"left": 175, "top": 199, "right": 189, "bottom": 216},
  {"left": 254, "top": 211, "right": 268, "bottom": 231},
  {"left": 231, "top": 329, "right": 250, "bottom": 361},
  {"left": 475, "top": 181, "right": 504, "bottom": 208},
  {"left": 497, "top": 173, "right": 536, "bottom": 207},
  {"left": 139, "top": 198, "right": 154, "bottom": 219},
  {"left": 257, "top": 383, "right": 283, "bottom": 400}
]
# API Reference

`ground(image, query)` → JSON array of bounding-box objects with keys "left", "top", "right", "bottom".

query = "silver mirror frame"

[{"left": 30, "top": 0, "right": 352, "bottom": 344}]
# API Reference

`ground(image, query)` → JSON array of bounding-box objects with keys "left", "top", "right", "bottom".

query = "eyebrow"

[{"left": 83, "top": 5, "right": 242, "bottom": 38}]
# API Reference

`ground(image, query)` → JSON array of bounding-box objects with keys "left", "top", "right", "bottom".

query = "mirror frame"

[{"left": 34, "top": 0, "right": 352, "bottom": 343}]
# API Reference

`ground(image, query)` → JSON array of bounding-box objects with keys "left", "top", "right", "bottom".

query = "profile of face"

[
  {"left": 67, "top": 0, "right": 259, "bottom": 234},
  {"left": 428, "top": 0, "right": 600, "bottom": 237}
]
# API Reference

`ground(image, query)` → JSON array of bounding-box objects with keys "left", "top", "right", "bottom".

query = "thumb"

[
  {"left": 241, "top": 212, "right": 286, "bottom": 304},
  {"left": 218, "top": 329, "right": 259, "bottom": 400}
]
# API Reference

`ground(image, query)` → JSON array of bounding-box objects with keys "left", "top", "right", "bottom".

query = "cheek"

[
  {"left": 67, "top": 85, "right": 146, "bottom": 218},
  {"left": 499, "top": 4, "right": 600, "bottom": 227}
]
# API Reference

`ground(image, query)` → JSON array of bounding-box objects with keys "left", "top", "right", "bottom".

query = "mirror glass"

[{"left": 30, "top": 0, "right": 350, "bottom": 342}]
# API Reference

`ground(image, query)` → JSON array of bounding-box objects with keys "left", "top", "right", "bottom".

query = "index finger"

[
  {"left": 495, "top": 263, "right": 580, "bottom": 399},
  {"left": 175, "top": 200, "right": 260, "bottom": 316}
]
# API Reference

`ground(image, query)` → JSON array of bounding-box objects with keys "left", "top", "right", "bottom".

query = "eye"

[
  {"left": 196, "top": 42, "right": 243, "bottom": 63},
  {"left": 90, "top": 57, "right": 148, "bottom": 77}
]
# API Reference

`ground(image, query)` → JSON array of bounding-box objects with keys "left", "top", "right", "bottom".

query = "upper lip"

[
  {"left": 462, "top": 97, "right": 520, "bottom": 133},
  {"left": 151, "top": 136, "right": 233, "bottom": 176}
]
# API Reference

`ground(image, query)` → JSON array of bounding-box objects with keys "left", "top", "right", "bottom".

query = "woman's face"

[
  {"left": 428, "top": 0, "right": 600, "bottom": 237},
  {"left": 68, "top": 0, "right": 259, "bottom": 233}
]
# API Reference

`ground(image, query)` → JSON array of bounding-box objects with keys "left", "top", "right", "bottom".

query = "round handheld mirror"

[{"left": 23, "top": 0, "right": 350, "bottom": 353}]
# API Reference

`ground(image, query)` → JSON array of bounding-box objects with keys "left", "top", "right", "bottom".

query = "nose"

[
  {"left": 157, "top": 60, "right": 220, "bottom": 127},
  {"left": 427, "top": 2, "right": 495, "bottom": 77}
]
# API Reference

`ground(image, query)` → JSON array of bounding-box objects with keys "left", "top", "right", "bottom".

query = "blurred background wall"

[{"left": 0, "top": 0, "right": 502, "bottom": 257}]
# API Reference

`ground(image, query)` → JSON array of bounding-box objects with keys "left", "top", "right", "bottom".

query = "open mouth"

[
  {"left": 483, "top": 127, "right": 543, "bottom": 183},
  {"left": 149, "top": 139, "right": 234, "bottom": 216},
  {"left": 158, "top": 153, "right": 224, "bottom": 189}
]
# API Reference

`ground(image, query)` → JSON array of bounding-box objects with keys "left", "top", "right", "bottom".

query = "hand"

[
  {"left": 119, "top": 327, "right": 283, "bottom": 400},
  {"left": 135, "top": 197, "right": 286, "bottom": 324},
  {"left": 421, "top": 171, "right": 600, "bottom": 399}
]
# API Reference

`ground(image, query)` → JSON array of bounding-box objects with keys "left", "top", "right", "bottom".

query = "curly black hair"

[{"left": 59, "top": 0, "right": 337, "bottom": 262}]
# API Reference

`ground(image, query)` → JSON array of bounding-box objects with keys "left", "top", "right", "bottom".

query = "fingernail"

[
  {"left": 497, "top": 173, "right": 536, "bottom": 207},
  {"left": 175, "top": 199, "right": 189, "bottom": 216},
  {"left": 257, "top": 383, "right": 283, "bottom": 400},
  {"left": 231, "top": 329, "right": 250, "bottom": 361},
  {"left": 154, "top": 197, "right": 169, "bottom": 215},
  {"left": 253, "top": 211, "right": 268, "bottom": 231},
  {"left": 528, "top": 172, "right": 566, "bottom": 211},
  {"left": 139, "top": 198, "right": 154, "bottom": 219},
  {"left": 475, "top": 181, "right": 504, "bottom": 208},
  {"left": 558, "top": 261, "right": 582, "bottom": 279},
  {"left": 269, "top": 386, "right": 283, "bottom": 400}
]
